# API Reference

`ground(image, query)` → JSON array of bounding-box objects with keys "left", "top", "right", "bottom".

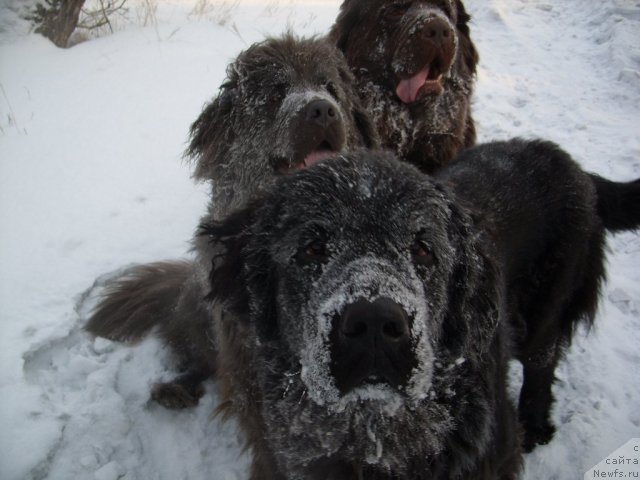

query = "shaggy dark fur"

[
  {"left": 202, "top": 151, "right": 522, "bottom": 480},
  {"left": 437, "top": 138, "right": 640, "bottom": 451},
  {"left": 329, "top": 0, "right": 479, "bottom": 173},
  {"left": 85, "top": 34, "right": 378, "bottom": 408},
  {"left": 187, "top": 33, "right": 378, "bottom": 216},
  {"left": 86, "top": 261, "right": 214, "bottom": 407}
]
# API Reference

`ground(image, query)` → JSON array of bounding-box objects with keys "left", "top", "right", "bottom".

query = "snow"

[{"left": 0, "top": 0, "right": 638, "bottom": 478}]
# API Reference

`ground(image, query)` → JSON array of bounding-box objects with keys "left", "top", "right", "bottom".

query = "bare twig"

[
  {"left": 0, "top": 83, "right": 20, "bottom": 133},
  {"left": 78, "top": 0, "right": 128, "bottom": 33},
  {"left": 136, "top": 0, "right": 158, "bottom": 28}
]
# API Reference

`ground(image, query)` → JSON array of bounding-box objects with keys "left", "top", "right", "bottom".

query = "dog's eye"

[
  {"left": 325, "top": 81, "right": 339, "bottom": 99},
  {"left": 385, "top": 3, "right": 410, "bottom": 20},
  {"left": 299, "top": 240, "right": 330, "bottom": 264},
  {"left": 270, "top": 83, "right": 288, "bottom": 103},
  {"left": 410, "top": 240, "right": 435, "bottom": 267}
]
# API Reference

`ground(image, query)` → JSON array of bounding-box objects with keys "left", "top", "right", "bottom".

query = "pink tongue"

[
  {"left": 304, "top": 150, "right": 335, "bottom": 167},
  {"left": 396, "top": 65, "right": 430, "bottom": 104}
]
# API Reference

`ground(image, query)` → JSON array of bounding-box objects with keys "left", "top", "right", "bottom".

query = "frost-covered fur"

[
  {"left": 330, "top": 0, "right": 478, "bottom": 173},
  {"left": 85, "top": 35, "right": 378, "bottom": 408},
  {"left": 438, "top": 138, "right": 640, "bottom": 451},
  {"left": 203, "top": 152, "right": 522, "bottom": 480},
  {"left": 186, "top": 34, "right": 378, "bottom": 216}
]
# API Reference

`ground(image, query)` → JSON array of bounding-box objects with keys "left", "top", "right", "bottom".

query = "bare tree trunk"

[{"left": 35, "top": 0, "right": 86, "bottom": 48}]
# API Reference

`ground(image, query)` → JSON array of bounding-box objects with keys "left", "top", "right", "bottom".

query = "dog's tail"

[
  {"left": 86, "top": 260, "right": 194, "bottom": 343},
  {"left": 590, "top": 174, "right": 640, "bottom": 233}
]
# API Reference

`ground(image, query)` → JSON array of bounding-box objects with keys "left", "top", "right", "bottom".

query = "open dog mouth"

[
  {"left": 274, "top": 140, "right": 341, "bottom": 174},
  {"left": 396, "top": 56, "right": 447, "bottom": 104}
]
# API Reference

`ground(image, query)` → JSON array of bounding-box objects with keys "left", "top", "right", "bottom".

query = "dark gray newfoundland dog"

[
  {"left": 329, "top": 0, "right": 479, "bottom": 173},
  {"left": 202, "top": 151, "right": 522, "bottom": 479},
  {"left": 86, "top": 34, "right": 377, "bottom": 408}
]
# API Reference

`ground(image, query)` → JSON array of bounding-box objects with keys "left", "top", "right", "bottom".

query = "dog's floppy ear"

[
  {"left": 198, "top": 205, "right": 252, "bottom": 317},
  {"left": 328, "top": 0, "right": 360, "bottom": 54},
  {"left": 185, "top": 80, "right": 237, "bottom": 182},
  {"left": 455, "top": 0, "right": 479, "bottom": 75},
  {"left": 199, "top": 201, "right": 279, "bottom": 338},
  {"left": 441, "top": 197, "right": 502, "bottom": 359}
]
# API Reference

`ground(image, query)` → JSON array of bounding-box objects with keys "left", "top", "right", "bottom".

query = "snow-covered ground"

[{"left": 0, "top": 1, "right": 638, "bottom": 479}]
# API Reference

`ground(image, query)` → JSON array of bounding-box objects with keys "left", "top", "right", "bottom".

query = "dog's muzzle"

[
  {"left": 273, "top": 93, "right": 346, "bottom": 172},
  {"left": 329, "top": 297, "right": 418, "bottom": 394},
  {"left": 394, "top": 9, "right": 457, "bottom": 102}
]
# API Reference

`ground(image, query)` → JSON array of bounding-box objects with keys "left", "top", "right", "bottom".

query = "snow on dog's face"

[
  {"left": 330, "top": 0, "right": 478, "bottom": 173},
  {"left": 185, "top": 34, "right": 377, "bottom": 218},
  {"left": 205, "top": 151, "right": 499, "bottom": 408}
]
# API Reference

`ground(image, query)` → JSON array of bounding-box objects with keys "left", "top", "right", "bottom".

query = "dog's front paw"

[{"left": 522, "top": 420, "right": 556, "bottom": 453}]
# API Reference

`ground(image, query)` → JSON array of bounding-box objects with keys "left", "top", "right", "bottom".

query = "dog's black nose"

[
  {"left": 305, "top": 99, "right": 337, "bottom": 128},
  {"left": 423, "top": 16, "right": 453, "bottom": 43},
  {"left": 340, "top": 297, "right": 410, "bottom": 345},
  {"left": 330, "top": 297, "right": 416, "bottom": 394}
]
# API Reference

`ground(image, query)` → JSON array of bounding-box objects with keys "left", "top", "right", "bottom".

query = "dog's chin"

[
  {"left": 333, "top": 383, "right": 406, "bottom": 415},
  {"left": 273, "top": 146, "right": 340, "bottom": 174}
]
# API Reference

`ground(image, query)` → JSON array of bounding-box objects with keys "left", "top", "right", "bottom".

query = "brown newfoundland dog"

[
  {"left": 85, "top": 35, "right": 378, "bottom": 408},
  {"left": 329, "top": 0, "right": 479, "bottom": 173},
  {"left": 202, "top": 151, "right": 523, "bottom": 479}
]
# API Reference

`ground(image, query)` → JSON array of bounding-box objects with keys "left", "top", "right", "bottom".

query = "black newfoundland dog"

[
  {"left": 329, "top": 0, "right": 479, "bottom": 173},
  {"left": 440, "top": 140, "right": 640, "bottom": 451},
  {"left": 86, "top": 35, "right": 378, "bottom": 408},
  {"left": 202, "top": 151, "right": 522, "bottom": 480}
]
